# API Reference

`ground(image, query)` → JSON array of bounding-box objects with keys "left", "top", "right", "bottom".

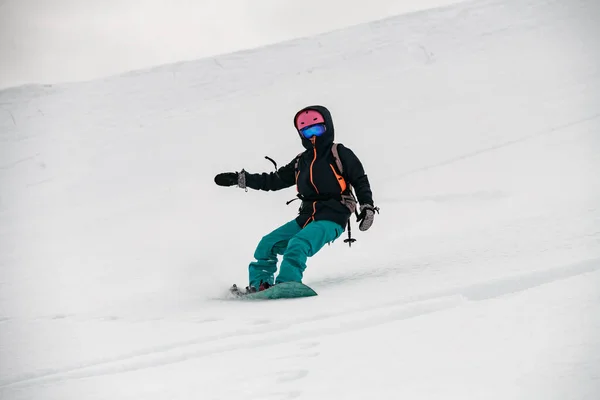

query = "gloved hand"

[
  {"left": 356, "top": 204, "right": 379, "bottom": 231},
  {"left": 214, "top": 171, "right": 246, "bottom": 189}
]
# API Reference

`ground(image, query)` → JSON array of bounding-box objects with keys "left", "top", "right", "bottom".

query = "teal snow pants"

[{"left": 248, "top": 219, "right": 344, "bottom": 288}]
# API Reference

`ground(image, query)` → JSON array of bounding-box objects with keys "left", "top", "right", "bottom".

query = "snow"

[
  {"left": 0, "top": 0, "right": 465, "bottom": 89},
  {"left": 1, "top": 0, "right": 600, "bottom": 398}
]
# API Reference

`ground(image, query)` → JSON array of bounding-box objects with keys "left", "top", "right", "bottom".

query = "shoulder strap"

[
  {"left": 331, "top": 143, "right": 344, "bottom": 174},
  {"left": 331, "top": 143, "right": 358, "bottom": 217},
  {"left": 293, "top": 152, "right": 303, "bottom": 171}
]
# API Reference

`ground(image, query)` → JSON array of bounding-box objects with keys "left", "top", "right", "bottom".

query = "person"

[{"left": 214, "top": 105, "right": 377, "bottom": 293}]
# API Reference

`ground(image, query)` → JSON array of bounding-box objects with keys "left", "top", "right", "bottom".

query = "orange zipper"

[
  {"left": 303, "top": 201, "right": 317, "bottom": 228},
  {"left": 302, "top": 137, "right": 319, "bottom": 228},
  {"left": 309, "top": 137, "right": 319, "bottom": 194}
]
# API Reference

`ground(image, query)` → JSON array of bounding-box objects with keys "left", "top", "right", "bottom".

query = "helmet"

[{"left": 295, "top": 109, "right": 325, "bottom": 130}]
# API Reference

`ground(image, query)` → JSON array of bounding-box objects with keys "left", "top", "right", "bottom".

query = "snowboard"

[{"left": 230, "top": 282, "right": 318, "bottom": 300}]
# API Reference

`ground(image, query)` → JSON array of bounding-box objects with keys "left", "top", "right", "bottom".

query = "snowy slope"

[
  {"left": 0, "top": 0, "right": 466, "bottom": 89},
  {"left": 1, "top": 0, "right": 600, "bottom": 399}
]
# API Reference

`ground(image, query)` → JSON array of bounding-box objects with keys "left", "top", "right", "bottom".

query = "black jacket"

[{"left": 244, "top": 105, "right": 374, "bottom": 229}]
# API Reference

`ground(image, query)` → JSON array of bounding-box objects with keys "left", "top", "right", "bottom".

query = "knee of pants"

[
  {"left": 254, "top": 238, "right": 271, "bottom": 260},
  {"left": 285, "top": 235, "right": 312, "bottom": 257},
  {"left": 254, "top": 236, "right": 284, "bottom": 260}
]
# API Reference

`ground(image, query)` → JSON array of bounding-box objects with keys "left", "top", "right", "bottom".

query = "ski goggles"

[{"left": 299, "top": 123, "right": 326, "bottom": 139}]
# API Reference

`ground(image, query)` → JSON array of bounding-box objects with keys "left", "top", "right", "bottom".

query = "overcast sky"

[{"left": 0, "top": 0, "right": 462, "bottom": 89}]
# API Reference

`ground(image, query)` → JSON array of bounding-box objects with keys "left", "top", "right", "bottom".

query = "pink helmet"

[{"left": 295, "top": 109, "right": 325, "bottom": 130}]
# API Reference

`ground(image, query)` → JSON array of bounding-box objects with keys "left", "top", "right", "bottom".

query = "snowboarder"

[{"left": 214, "top": 105, "right": 377, "bottom": 293}]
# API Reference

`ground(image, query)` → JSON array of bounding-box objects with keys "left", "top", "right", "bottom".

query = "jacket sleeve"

[
  {"left": 338, "top": 145, "right": 374, "bottom": 206},
  {"left": 243, "top": 156, "right": 297, "bottom": 191}
]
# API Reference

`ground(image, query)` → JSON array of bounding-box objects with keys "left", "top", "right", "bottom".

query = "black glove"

[
  {"left": 214, "top": 171, "right": 246, "bottom": 188},
  {"left": 214, "top": 172, "right": 238, "bottom": 186},
  {"left": 356, "top": 204, "right": 379, "bottom": 231}
]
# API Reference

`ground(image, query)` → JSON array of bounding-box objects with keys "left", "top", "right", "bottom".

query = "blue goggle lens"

[{"left": 300, "top": 124, "right": 326, "bottom": 138}]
